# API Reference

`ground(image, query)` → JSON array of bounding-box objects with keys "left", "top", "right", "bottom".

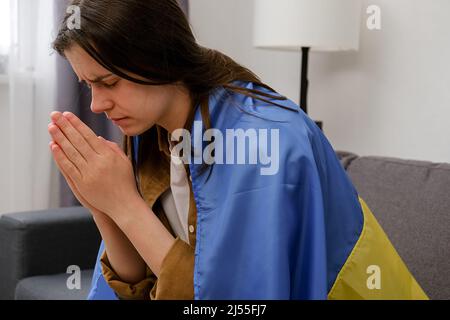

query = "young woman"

[{"left": 49, "top": 0, "right": 427, "bottom": 300}]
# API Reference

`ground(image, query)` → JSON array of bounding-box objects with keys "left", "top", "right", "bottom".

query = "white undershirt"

[{"left": 160, "top": 132, "right": 191, "bottom": 245}]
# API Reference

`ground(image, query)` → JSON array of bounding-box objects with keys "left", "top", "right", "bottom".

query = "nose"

[{"left": 90, "top": 87, "right": 114, "bottom": 114}]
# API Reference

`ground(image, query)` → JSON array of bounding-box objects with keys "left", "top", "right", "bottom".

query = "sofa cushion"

[
  {"left": 346, "top": 156, "right": 450, "bottom": 300},
  {"left": 15, "top": 269, "right": 93, "bottom": 300}
]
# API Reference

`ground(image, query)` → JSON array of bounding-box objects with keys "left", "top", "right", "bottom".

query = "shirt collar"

[
  {"left": 156, "top": 125, "right": 171, "bottom": 157},
  {"left": 124, "top": 126, "right": 171, "bottom": 209}
]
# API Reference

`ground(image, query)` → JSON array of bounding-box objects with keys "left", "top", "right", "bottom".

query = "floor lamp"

[{"left": 253, "top": 0, "right": 362, "bottom": 131}]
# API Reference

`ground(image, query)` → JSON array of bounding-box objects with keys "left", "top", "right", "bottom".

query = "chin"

[
  {"left": 119, "top": 124, "right": 152, "bottom": 137},
  {"left": 116, "top": 125, "right": 136, "bottom": 136}
]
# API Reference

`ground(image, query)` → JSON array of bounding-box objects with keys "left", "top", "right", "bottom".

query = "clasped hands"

[{"left": 48, "top": 111, "right": 142, "bottom": 223}]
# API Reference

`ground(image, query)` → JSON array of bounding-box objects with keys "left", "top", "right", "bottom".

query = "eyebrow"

[{"left": 79, "top": 73, "right": 114, "bottom": 83}]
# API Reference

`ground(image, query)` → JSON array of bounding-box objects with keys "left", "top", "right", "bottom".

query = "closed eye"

[{"left": 103, "top": 81, "right": 118, "bottom": 89}]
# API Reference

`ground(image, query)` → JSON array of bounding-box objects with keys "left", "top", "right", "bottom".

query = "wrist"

[
  {"left": 112, "top": 195, "right": 152, "bottom": 231},
  {"left": 92, "top": 210, "right": 115, "bottom": 228}
]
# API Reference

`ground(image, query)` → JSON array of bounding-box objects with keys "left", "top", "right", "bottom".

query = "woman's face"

[{"left": 64, "top": 44, "right": 190, "bottom": 136}]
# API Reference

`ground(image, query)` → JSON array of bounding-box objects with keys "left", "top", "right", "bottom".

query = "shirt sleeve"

[
  {"left": 100, "top": 236, "right": 195, "bottom": 300},
  {"left": 100, "top": 249, "right": 156, "bottom": 300},
  {"left": 149, "top": 236, "right": 195, "bottom": 300}
]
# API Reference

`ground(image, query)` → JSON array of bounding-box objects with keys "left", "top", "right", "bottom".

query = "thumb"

[{"left": 98, "top": 136, "right": 128, "bottom": 161}]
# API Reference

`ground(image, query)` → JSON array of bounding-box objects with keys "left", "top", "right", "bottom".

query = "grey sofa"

[
  {"left": 0, "top": 206, "right": 100, "bottom": 300},
  {"left": 0, "top": 151, "right": 449, "bottom": 300}
]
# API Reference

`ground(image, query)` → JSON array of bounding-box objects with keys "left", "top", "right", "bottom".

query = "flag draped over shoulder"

[
  {"left": 187, "top": 81, "right": 428, "bottom": 300},
  {"left": 87, "top": 80, "right": 428, "bottom": 300}
]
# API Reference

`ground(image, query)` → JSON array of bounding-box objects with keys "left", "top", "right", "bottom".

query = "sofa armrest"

[{"left": 0, "top": 206, "right": 101, "bottom": 299}]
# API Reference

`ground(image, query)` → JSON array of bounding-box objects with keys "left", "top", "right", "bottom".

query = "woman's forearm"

[
  {"left": 92, "top": 211, "right": 147, "bottom": 284},
  {"left": 109, "top": 197, "right": 176, "bottom": 279}
]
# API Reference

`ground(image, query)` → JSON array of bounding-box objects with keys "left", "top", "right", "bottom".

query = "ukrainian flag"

[{"left": 328, "top": 197, "right": 428, "bottom": 299}]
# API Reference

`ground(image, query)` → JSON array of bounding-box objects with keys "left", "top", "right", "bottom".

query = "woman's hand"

[
  {"left": 50, "top": 139, "right": 111, "bottom": 224},
  {"left": 48, "top": 111, "right": 141, "bottom": 222},
  {"left": 50, "top": 139, "right": 98, "bottom": 213}
]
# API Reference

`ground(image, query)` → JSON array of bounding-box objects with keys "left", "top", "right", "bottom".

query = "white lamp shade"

[{"left": 253, "top": 0, "right": 362, "bottom": 51}]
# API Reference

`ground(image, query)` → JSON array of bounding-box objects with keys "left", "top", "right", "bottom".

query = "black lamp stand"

[{"left": 300, "top": 47, "right": 323, "bottom": 130}]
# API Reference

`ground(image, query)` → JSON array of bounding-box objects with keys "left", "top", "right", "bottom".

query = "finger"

[
  {"left": 50, "top": 112, "right": 96, "bottom": 161},
  {"left": 50, "top": 142, "right": 83, "bottom": 200},
  {"left": 51, "top": 141, "right": 78, "bottom": 190},
  {"left": 51, "top": 143, "right": 93, "bottom": 210},
  {"left": 61, "top": 111, "right": 109, "bottom": 154},
  {"left": 49, "top": 140, "right": 82, "bottom": 182},
  {"left": 101, "top": 137, "right": 129, "bottom": 162},
  {"left": 60, "top": 161, "right": 91, "bottom": 208},
  {"left": 48, "top": 123, "right": 87, "bottom": 172}
]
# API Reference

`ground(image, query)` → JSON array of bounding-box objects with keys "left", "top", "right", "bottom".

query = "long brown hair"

[{"left": 52, "top": 0, "right": 288, "bottom": 178}]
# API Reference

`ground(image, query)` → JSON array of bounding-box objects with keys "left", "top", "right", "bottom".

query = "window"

[{"left": 0, "top": 0, "right": 11, "bottom": 74}]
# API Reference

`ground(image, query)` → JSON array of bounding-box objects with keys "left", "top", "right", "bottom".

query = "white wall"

[{"left": 190, "top": 0, "right": 450, "bottom": 163}]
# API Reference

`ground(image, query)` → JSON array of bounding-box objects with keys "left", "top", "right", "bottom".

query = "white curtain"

[{"left": 0, "top": 0, "right": 59, "bottom": 215}]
